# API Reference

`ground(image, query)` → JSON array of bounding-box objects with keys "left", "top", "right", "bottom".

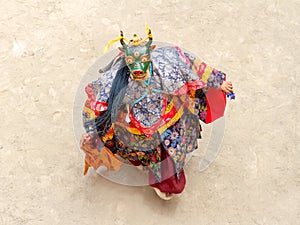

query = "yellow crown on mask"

[{"left": 103, "top": 23, "right": 152, "bottom": 53}]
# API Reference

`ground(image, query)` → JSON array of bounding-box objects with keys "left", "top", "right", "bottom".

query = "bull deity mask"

[
  {"left": 119, "top": 27, "right": 155, "bottom": 80},
  {"left": 102, "top": 25, "right": 155, "bottom": 80},
  {"left": 123, "top": 42, "right": 151, "bottom": 80}
]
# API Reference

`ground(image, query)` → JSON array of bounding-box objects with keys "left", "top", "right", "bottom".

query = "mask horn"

[
  {"left": 147, "top": 29, "right": 152, "bottom": 46},
  {"left": 120, "top": 31, "right": 127, "bottom": 50},
  {"left": 145, "top": 24, "right": 152, "bottom": 47}
]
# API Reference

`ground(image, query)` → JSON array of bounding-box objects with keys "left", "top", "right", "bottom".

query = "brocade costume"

[{"left": 80, "top": 29, "right": 227, "bottom": 194}]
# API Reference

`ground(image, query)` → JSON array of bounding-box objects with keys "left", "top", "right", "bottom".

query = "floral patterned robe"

[{"left": 81, "top": 46, "right": 226, "bottom": 183}]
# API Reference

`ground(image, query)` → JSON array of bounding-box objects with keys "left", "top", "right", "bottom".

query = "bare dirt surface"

[{"left": 0, "top": 1, "right": 299, "bottom": 224}]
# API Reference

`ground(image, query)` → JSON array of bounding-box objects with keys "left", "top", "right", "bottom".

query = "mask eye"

[
  {"left": 140, "top": 55, "right": 149, "bottom": 63},
  {"left": 126, "top": 56, "right": 135, "bottom": 65}
]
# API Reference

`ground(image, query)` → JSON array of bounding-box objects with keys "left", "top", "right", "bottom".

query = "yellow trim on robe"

[
  {"left": 192, "top": 58, "right": 202, "bottom": 74},
  {"left": 202, "top": 66, "right": 213, "bottom": 83},
  {"left": 83, "top": 106, "right": 97, "bottom": 119},
  {"left": 158, "top": 105, "right": 185, "bottom": 134},
  {"left": 165, "top": 101, "right": 174, "bottom": 114}
]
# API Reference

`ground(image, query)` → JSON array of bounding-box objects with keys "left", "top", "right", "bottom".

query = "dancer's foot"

[{"left": 152, "top": 187, "right": 174, "bottom": 200}]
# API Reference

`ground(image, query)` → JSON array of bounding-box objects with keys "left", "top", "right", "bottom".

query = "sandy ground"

[{"left": 0, "top": 0, "right": 299, "bottom": 224}]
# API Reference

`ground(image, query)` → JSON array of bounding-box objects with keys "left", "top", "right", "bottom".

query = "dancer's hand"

[{"left": 220, "top": 81, "right": 233, "bottom": 94}]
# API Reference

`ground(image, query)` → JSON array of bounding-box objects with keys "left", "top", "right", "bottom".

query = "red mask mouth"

[{"left": 132, "top": 70, "right": 146, "bottom": 79}]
